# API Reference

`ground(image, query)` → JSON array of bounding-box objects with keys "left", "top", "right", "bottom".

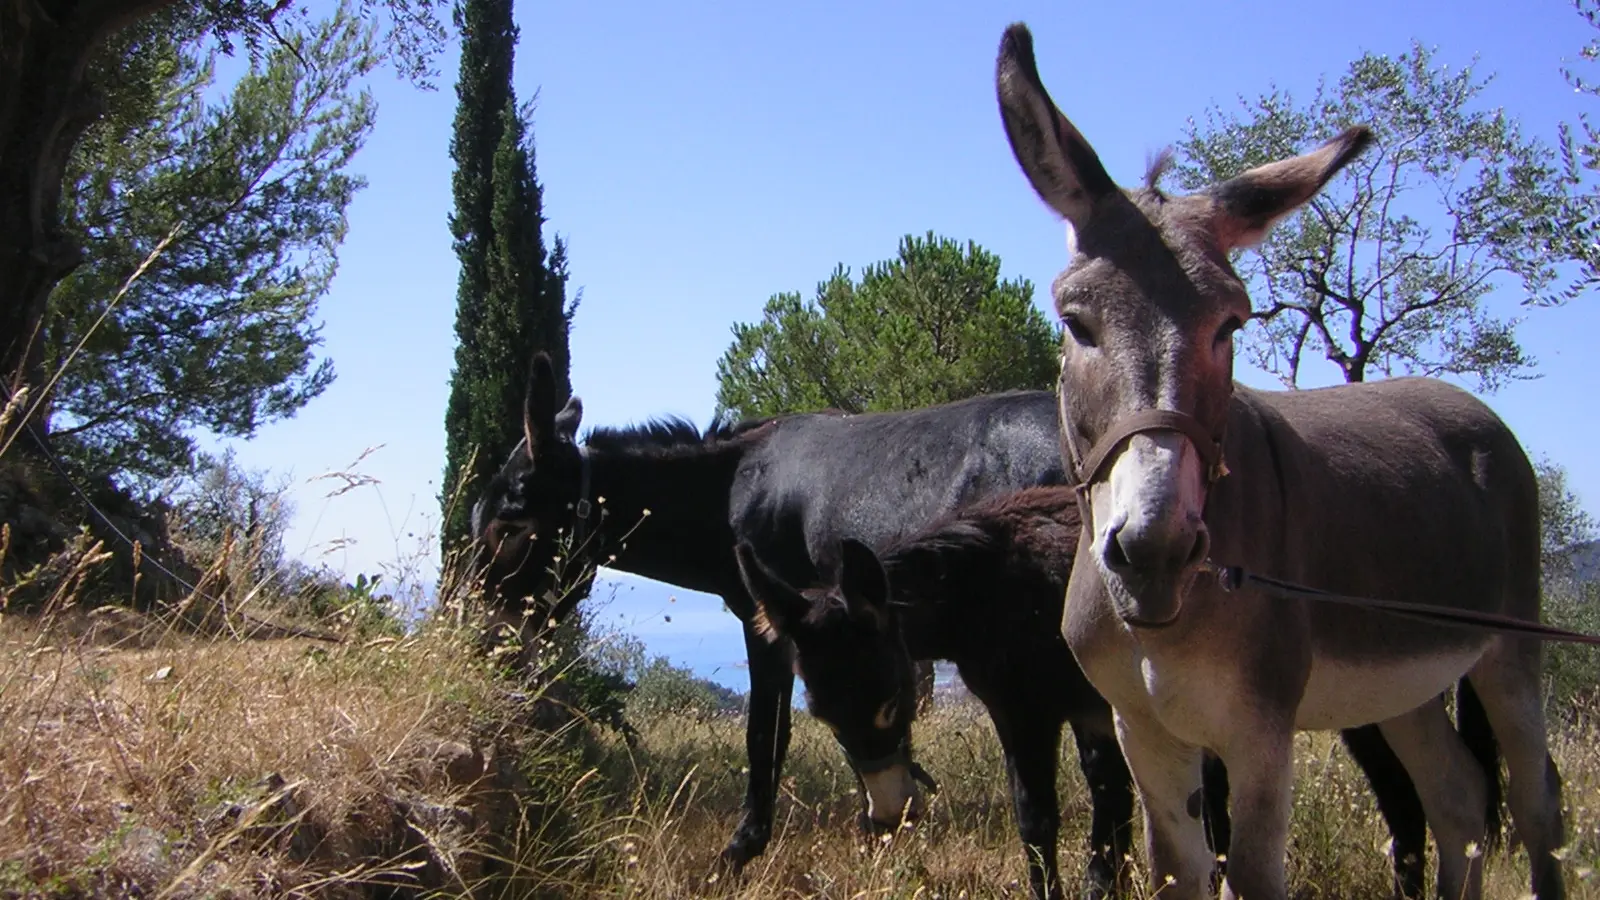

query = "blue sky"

[{"left": 210, "top": 0, "right": 1600, "bottom": 690}]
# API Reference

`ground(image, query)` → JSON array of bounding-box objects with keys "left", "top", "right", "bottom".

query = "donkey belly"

[{"left": 1295, "top": 647, "right": 1487, "bottom": 731}]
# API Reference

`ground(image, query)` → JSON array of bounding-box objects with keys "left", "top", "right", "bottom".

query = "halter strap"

[
  {"left": 1071, "top": 408, "right": 1228, "bottom": 492},
  {"left": 840, "top": 737, "right": 940, "bottom": 792},
  {"left": 572, "top": 443, "right": 594, "bottom": 547}
]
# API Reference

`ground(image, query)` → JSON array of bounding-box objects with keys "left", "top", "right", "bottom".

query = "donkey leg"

[
  {"left": 1376, "top": 696, "right": 1488, "bottom": 900},
  {"left": 1069, "top": 715, "right": 1134, "bottom": 900},
  {"left": 1212, "top": 727, "right": 1294, "bottom": 900},
  {"left": 721, "top": 621, "right": 796, "bottom": 869},
  {"left": 1340, "top": 723, "right": 1428, "bottom": 900},
  {"left": 1114, "top": 711, "right": 1214, "bottom": 900},
  {"left": 997, "top": 713, "right": 1068, "bottom": 900},
  {"left": 1467, "top": 644, "right": 1567, "bottom": 900}
]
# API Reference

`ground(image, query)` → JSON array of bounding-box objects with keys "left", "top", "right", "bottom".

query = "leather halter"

[
  {"left": 572, "top": 443, "right": 594, "bottom": 549},
  {"left": 841, "top": 736, "right": 940, "bottom": 792},
  {"left": 1061, "top": 405, "right": 1230, "bottom": 529},
  {"left": 531, "top": 443, "right": 597, "bottom": 628}
]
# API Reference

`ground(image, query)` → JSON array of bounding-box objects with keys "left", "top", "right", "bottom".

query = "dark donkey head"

[
  {"left": 994, "top": 24, "right": 1372, "bottom": 627},
  {"left": 470, "top": 353, "right": 593, "bottom": 627},
  {"left": 733, "top": 539, "right": 935, "bottom": 831}
]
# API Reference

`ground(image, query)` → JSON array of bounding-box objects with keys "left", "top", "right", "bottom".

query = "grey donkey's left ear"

[
  {"left": 995, "top": 22, "right": 1118, "bottom": 233},
  {"left": 1208, "top": 126, "right": 1374, "bottom": 250}
]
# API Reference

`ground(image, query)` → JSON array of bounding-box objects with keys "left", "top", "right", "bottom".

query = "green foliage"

[
  {"left": 163, "top": 448, "right": 403, "bottom": 633},
  {"left": 1536, "top": 457, "right": 1599, "bottom": 715},
  {"left": 1537, "top": 457, "right": 1597, "bottom": 578},
  {"left": 440, "top": 0, "right": 575, "bottom": 553},
  {"left": 1172, "top": 43, "right": 1596, "bottom": 390},
  {"left": 587, "top": 630, "right": 743, "bottom": 719},
  {"left": 715, "top": 232, "right": 1060, "bottom": 420},
  {"left": 46, "top": 6, "right": 378, "bottom": 489},
  {"left": 627, "top": 657, "right": 744, "bottom": 719},
  {"left": 1557, "top": 0, "right": 1600, "bottom": 302},
  {"left": 188, "top": 0, "right": 447, "bottom": 89},
  {"left": 1543, "top": 579, "right": 1600, "bottom": 716},
  {"left": 166, "top": 448, "right": 293, "bottom": 585},
  {"left": 272, "top": 569, "right": 407, "bottom": 636},
  {"left": 313, "top": 572, "right": 406, "bottom": 636}
]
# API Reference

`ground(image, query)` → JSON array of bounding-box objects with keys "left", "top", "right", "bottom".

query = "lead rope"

[{"left": 1206, "top": 562, "right": 1600, "bottom": 646}]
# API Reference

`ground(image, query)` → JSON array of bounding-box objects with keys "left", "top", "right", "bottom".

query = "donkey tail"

[{"left": 1458, "top": 676, "right": 1505, "bottom": 851}]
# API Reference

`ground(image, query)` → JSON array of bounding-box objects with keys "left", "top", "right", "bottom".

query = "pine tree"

[
  {"left": 441, "top": 0, "right": 573, "bottom": 556},
  {"left": 716, "top": 232, "right": 1059, "bottom": 419}
]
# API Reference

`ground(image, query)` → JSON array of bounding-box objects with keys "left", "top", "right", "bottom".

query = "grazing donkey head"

[
  {"left": 470, "top": 353, "right": 591, "bottom": 622},
  {"left": 995, "top": 23, "right": 1371, "bottom": 627},
  {"left": 733, "top": 539, "right": 931, "bottom": 830}
]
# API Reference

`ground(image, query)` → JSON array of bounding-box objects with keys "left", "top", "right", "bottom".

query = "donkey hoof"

[{"left": 718, "top": 823, "right": 769, "bottom": 875}]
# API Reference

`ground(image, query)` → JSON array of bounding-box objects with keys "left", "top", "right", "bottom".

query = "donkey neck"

[
  {"left": 580, "top": 435, "right": 748, "bottom": 596},
  {"left": 882, "top": 546, "right": 1000, "bottom": 662}
]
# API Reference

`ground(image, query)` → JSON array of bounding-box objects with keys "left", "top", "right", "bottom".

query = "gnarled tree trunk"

[{"left": 0, "top": 0, "right": 174, "bottom": 415}]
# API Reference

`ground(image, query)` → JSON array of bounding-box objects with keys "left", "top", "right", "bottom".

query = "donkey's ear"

[
  {"left": 838, "top": 538, "right": 890, "bottom": 620},
  {"left": 554, "top": 395, "right": 583, "bottom": 443},
  {"left": 1209, "top": 126, "right": 1373, "bottom": 250},
  {"left": 995, "top": 23, "right": 1117, "bottom": 234},
  {"left": 523, "top": 353, "right": 559, "bottom": 457},
  {"left": 735, "top": 541, "right": 809, "bottom": 643}
]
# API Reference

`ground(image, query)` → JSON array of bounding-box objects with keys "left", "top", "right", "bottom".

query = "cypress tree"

[{"left": 441, "top": 0, "right": 573, "bottom": 557}]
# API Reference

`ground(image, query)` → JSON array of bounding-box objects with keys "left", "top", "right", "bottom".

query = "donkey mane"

[
  {"left": 880, "top": 486, "right": 1081, "bottom": 581},
  {"left": 883, "top": 520, "right": 997, "bottom": 571},
  {"left": 583, "top": 413, "right": 777, "bottom": 456},
  {"left": 1143, "top": 147, "right": 1176, "bottom": 195}
]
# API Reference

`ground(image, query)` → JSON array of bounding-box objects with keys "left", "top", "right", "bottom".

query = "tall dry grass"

[
  {"left": 573, "top": 698, "right": 1600, "bottom": 900},
  {"left": 10, "top": 564, "right": 1600, "bottom": 900},
  {"left": 0, "top": 592, "right": 621, "bottom": 898}
]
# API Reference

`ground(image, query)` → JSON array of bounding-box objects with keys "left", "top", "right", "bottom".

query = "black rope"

[
  {"left": 0, "top": 382, "right": 341, "bottom": 643},
  {"left": 1207, "top": 562, "right": 1600, "bottom": 647}
]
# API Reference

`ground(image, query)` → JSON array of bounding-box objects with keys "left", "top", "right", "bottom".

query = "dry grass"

[
  {"left": 6, "top": 590, "right": 1600, "bottom": 898},
  {"left": 0, "top": 598, "right": 609, "bottom": 899},
  {"left": 573, "top": 700, "right": 1600, "bottom": 900}
]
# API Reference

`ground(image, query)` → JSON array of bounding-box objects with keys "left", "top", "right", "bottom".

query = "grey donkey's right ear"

[
  {"left": 735, "top": 541, "right": 809, "bottom": 643},
  {"left": 1207, "top": 126, "right": 1374, "bottom": 250},
  {"left": 996, "top": 22, "right": 1118, "bottom": 233}
]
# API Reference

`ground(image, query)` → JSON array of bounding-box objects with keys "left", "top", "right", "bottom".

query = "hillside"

[{"left": 7, "top": 597, "right": 1600, "bottom": 898}]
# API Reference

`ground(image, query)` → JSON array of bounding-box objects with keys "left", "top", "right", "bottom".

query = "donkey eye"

[
  {"left": 1062, "top": 314, "right": 1097, "bottom": 348},
  {"left": 1215, "top": 317, "right": 1244, "bottom": 345}
]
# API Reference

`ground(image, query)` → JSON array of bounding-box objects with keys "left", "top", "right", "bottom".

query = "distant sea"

[{"left": 588, "top": 569, "right": 963, "bottom": 700}]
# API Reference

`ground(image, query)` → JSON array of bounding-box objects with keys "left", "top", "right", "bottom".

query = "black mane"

[
  {"left": 582, "top": 412, "right": 778, "bottom": 455},
  {"left": 883, "top": 519, "right": 998, "bottom": 573}
]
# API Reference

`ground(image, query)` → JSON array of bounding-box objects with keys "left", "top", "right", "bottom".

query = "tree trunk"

[{"left": 0, "top": 0, "right": 173, "bottom": 417}]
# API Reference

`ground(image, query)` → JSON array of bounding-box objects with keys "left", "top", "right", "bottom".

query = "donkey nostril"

[{"left": 1103, "top": 525, "right": 1133, "bottom": 573}]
